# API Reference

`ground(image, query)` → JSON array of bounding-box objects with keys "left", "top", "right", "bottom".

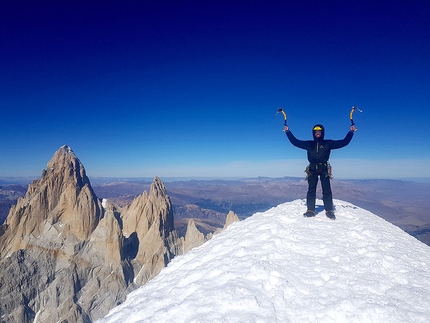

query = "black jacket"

[{"left": 286, "top": 124, "right": 354, "bottom": 169}]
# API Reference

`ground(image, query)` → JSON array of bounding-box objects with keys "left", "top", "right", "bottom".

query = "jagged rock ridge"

[
  {"left": 0, "top": 146, "right": 179, "bottom": 323},
  {"left": 0, "top": 145, "right": 238, "bottom": 323}
]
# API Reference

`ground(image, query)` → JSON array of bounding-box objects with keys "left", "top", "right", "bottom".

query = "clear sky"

[{"left": 1, "top": 0, "right": 429, "bottom": 179}]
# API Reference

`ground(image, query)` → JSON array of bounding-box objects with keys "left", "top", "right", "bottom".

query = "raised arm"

[
  {"left": 284, "top": 126, "right": 312, "bottom": 150},
  {"left": 329, "top": 126, "right": 355, "bottom": 149}
]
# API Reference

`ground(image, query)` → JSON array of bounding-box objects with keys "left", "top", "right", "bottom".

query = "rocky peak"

[
  {"left": 151, "top": 176, "right": 175, "bottom": 236},
  {"left": 150, "top": 176, "right": 167, "bottom": 198},
  {"left": 184, "top": 219, "right": 205, "bottom": 253},
  {"left": 120, "top": 176, "right": 179, "bottom": 285},
  {"left": 0, "top": 146, "right": 183, "bottom": 322},
  {"left": 223, "top": 210, "right": 240, "bottom": 230},
  {"left": 44, "top": 145, "right": 89, "bottom": 188},
  {"left": 183, "top": 210, "right": 240, "bottom": 253},
  {"left": 0, "top": 144, "right": 102, "bottom": 256}
]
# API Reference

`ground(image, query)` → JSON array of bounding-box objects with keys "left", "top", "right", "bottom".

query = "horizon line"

[{"left": 2, "top": 175, "right": 430, "bottom": 184}]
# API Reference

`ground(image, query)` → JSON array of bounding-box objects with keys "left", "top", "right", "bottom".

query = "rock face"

[
  {"left": 184, "top": 219, "right": 206, "bottom": 253},
  {"left": 120, "top": 177, "right": 181, "bottom": 285},
  {"left": 183, "top": 210, "right": 240, "bottom": 253},
  {"left": 223, "top": 210, "right": 240, "bottom": 230},
  {"left": 0, "top": 145, "right": 182, "bottom": 323},
  {"left": 0, "top": 145, "right": 102, "bottom": 258}
]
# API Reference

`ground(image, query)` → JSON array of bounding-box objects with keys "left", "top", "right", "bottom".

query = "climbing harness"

[{"left": 305, "top": 162, "right": 333, "bottom": 179}]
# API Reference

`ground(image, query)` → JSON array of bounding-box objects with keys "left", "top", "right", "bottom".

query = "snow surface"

[
  {"left": 97, "top": 199, "right": 430, "bottom": 323},
  {"left": 102, "top": 198, "right": 107, "bottom": 209}
]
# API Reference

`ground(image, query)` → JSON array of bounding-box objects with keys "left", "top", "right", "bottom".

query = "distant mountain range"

[
  {"left": 91, "top": 177, "right": 430, "bottom": 246},
  {"left": 2, "top": 176, "right": 430, "bottom": 246}
]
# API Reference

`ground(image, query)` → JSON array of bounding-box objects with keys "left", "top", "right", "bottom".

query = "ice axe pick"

[
  {"left": 349, "top": 105, "right": 362, "bottom": 128},
  {"left": 277, "top": 107, "right": 287, "bottom": 131}
]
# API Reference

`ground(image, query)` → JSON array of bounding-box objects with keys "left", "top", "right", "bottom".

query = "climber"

[{"left": 284, "top": 123, "right": 356, "bottom": 219}]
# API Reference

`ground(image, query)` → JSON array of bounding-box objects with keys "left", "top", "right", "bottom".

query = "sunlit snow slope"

[{"left": 98, "top": 199, "right": 430, "bottom": 323}]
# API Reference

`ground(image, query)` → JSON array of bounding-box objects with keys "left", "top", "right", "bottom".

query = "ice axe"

[
  {"left": 349, "top": 105, "right": 362, "bottom": 128},
  {"left": 276, "top": 107, "right": 287, "bottom": 131}
]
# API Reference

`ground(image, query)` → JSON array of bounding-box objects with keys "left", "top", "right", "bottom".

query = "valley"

[{"left": 2, "top": 177, "right": 430, "bottom": 245}]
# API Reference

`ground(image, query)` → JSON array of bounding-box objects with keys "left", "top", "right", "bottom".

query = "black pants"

[{"left": 306, "top": 171, "right": 333, "bottom": 212}]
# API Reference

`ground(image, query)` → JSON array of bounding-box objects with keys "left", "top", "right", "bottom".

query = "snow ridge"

[{"left": 98, "top": 199, "right": 430, "bottom": 323}]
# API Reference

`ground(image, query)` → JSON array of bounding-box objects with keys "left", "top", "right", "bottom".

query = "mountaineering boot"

[
  {"left": 326, "top": 210, "right": 336, "bottom": 220},
  {"left": 303, "top": 210, "right": 316, "bottom": 217}
]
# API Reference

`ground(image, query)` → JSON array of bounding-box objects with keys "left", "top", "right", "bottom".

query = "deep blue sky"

[{"left": 1, "top": 0, "right": 429, "bottom": 179}]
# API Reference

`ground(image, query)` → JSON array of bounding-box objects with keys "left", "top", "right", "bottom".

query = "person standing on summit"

[{"left": 284, "top": 123, "right": 356, "bottom": 219}]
